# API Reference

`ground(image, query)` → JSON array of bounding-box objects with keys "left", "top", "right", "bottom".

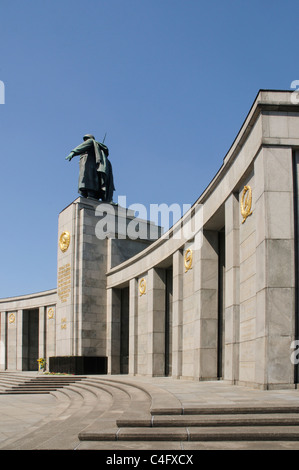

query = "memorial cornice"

[{"left": 106, "top": 90, "right": 298, "bottom": 286}]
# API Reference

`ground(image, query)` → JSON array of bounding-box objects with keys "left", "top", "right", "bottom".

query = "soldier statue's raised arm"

[{"left": 66, "top": 134, "right": 115, "bottom": 203}]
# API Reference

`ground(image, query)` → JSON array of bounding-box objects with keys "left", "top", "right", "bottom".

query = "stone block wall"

[{"left": 254, "top": 146, "right": 295, "bottom": 388}]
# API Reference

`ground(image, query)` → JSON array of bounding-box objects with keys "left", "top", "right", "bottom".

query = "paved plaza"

[{"left": 1, "top": 374, "right": 299, "bottom": 450}]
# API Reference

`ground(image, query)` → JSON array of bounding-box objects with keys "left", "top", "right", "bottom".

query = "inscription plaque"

[{"left": 58, "top": 263, "right": 71, "bottom": 303}]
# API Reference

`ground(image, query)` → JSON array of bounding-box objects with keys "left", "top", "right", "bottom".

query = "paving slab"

[{"left": 0, "top": 394, "right": 60, "bottom": 446}]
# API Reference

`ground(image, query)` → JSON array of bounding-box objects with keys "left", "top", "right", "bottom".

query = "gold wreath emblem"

[
  {"left": 241, "top": 185, "right": 253, "bottom": 224},
  {"left": 8, "top": 313, "right": 15, "bottom": 324},
  {"left": 184, "top": 248, "right": 193, "bottom": 272},
  {"left": 59, "top": 231, "right": 70, "bottom": 253},
  {"left": 139, "top": 277, "right": 146, "bottom": 296},
  {"left": 48, "top": 308, "right": 55, "bottom": 319}
]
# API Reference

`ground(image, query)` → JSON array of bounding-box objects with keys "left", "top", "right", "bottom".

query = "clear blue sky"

[{"left": 0, "top": 0, "right": 298, "bottom": 297}]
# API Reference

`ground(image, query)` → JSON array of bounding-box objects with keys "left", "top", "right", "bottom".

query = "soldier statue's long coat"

[{"left": 70, "top": 138, "right": 115, "bottom": 202}]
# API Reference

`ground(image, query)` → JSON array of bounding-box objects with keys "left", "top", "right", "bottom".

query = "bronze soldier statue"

[{"left": 66, "top": 134, "right": 115, "bottom": 202}]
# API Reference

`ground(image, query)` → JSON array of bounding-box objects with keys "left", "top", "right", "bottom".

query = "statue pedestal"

[{"left": 53, "top": 197, "right": 160, "bottom": 373}]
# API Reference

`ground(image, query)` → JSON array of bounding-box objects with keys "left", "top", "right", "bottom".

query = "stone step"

[
  {"left": 32, "top": 376, "right": 86, "bottom": 380},
  {"left": 77, "top": 380, "right": 149, "bottom": 442},
  {"left": 98, "top": 377, "right": 182, "bottom": 415},
  {"left": 0, "top": 372, "right": 33, "bottom": 377},
  {"left": 151, "top": 404, "right": 299, "bottom": 416},
  {"left": 0, "top": 373, "right": 87, "bottom": 394},
  {"left": 85, "top": 425, "right": 299, "bottom": 442},
  {"left": 1, "top": 390, "right": 53, "bottom": 395},
  {"left": 180, "top": 404, "right": 299, "bottom": 415},
  {"left": 118, "top": 413, "right": 299, "bottom": 428},
  {"left": 1, "top": 387, "right": 81, "bottom": 393},
  {"left": 27, "top": 377, "right": 85, "bottom": 381},
  {"left": 28, "top": 378, "right": 84, "bottom": 381},
  {"left": 11, "top": 383, "right": 65, "bottom": 387},
  {"left": 5, "top": 388, "right": 59, "bottom": 392},
  {"left": 188, "top": 426, "right": 299, "bottom": 442},
  {"left": 12, "top": 383, "right": 78, "bottom": 388},
  {"left": 0, "top": 377, "right": 31, "bottom": 385},
  {"left": 1, "top": 386, "right": 81, "bottom": 394},
  {"left": 50, "top": 385, "right": 87, "bottom": 402}
]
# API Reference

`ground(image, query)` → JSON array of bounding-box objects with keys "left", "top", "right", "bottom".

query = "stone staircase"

[
  {"left": 1, "top": 374, "right": 299, "bottom": 449},
  {"left": 113, "top": 405, "right": 299, "bottom": 443},
  {"left": 77, "top": 378, "right": 299, "bottom": 445},
  {"left": 0, "top": 372, "right": 86, "bottom": 394},
  {"left": 0, "top": 374, "right": 114, "bottom": 450}
]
